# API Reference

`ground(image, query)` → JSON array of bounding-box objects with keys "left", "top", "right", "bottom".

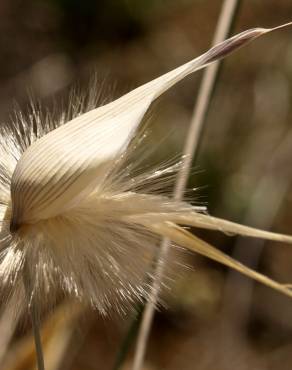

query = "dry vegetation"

[{"left": 1, "top": 1, "right": 292, "bottom": 369}]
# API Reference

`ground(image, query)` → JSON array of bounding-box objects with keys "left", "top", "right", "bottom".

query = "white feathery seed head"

[{"left": 1, "top": 23, "right": 292, "bottom": 315}]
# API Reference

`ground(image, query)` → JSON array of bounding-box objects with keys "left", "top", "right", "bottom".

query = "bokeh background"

[{"left": 1, "top": 1, "right": 292, "bottom": 369}]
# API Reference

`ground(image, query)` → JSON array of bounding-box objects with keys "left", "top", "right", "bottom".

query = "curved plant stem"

[
  {"left": 30, "top": 304, "right": 45, "bottom": 370},
  {"left": 132, "top": 1, "right": 241, "bottom": 369},
  {"left": 112, "top": 304, "right": 144, "bottom": 370}
]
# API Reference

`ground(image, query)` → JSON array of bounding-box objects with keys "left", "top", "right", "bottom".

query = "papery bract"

[{"left": 0, "top": 23, "right": 291, "bottom": 315}]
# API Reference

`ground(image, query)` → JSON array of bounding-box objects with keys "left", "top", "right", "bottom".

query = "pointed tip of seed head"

[
  {"left": 257, "top": 21, "right": 292, "bottom": 34},
  {"left": 270, "top": 21, "right": 292, "bottom": 32}
]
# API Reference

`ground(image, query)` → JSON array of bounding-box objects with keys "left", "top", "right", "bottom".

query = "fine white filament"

[{"left": 0, "top": 23, "right": 291, "bottom": 321}]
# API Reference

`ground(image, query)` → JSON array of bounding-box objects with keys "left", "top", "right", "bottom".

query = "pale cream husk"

[{"left": 0, "top": 24, "right": 292, "bottom": 315}]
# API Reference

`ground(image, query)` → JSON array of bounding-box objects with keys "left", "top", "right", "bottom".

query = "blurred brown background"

[{"left": 1, "top": 1, "right": 292, "bottom": 369}]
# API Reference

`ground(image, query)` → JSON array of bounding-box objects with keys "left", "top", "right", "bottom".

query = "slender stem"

[
  {"left": 23, "top": 264, "right": 46, "bottom": 370},
  {"left": 132, "top": 1, "right": 240, "bottom": 369},
  {"left": 30, "top": 304, "right": 45, "bottom": 370},
  {"left": 112, "top": 303, "right": 144, "bottom": 370},
  {"left": 131, "top": 238, "right": 169, "bottom": 370},
  {"left": 174, "top": 0, "right": 241, "bottom": 195}
]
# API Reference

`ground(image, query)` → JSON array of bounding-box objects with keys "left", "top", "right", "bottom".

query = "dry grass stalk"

[
  {"left": 0, "top": 10, "right": 291, "bottom": 370},
  {"left": 132, "top": 1, "right": 241, "bottom": 369}
]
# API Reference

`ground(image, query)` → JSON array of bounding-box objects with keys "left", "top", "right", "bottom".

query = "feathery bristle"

[
  {"left": 1, "top": 23, "right": 292, "bottom": 316},
  {"left": 0, "top": 91, "right": 193, "bottom": 315}
]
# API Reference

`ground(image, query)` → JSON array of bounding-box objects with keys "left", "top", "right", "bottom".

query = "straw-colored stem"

[
  {"left": 131, "top": 238, "right": 169, "bottom": 370},
  {"left": 30, "top": 304, "right": 45, "bottom": 370},
  {"left": 132, "top": 1, "right": 240, "bottom": 369}
]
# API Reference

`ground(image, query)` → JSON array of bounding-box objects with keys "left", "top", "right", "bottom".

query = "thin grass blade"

[{"left": 144, "top": 221, "right": 292, "bottom": 298}]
